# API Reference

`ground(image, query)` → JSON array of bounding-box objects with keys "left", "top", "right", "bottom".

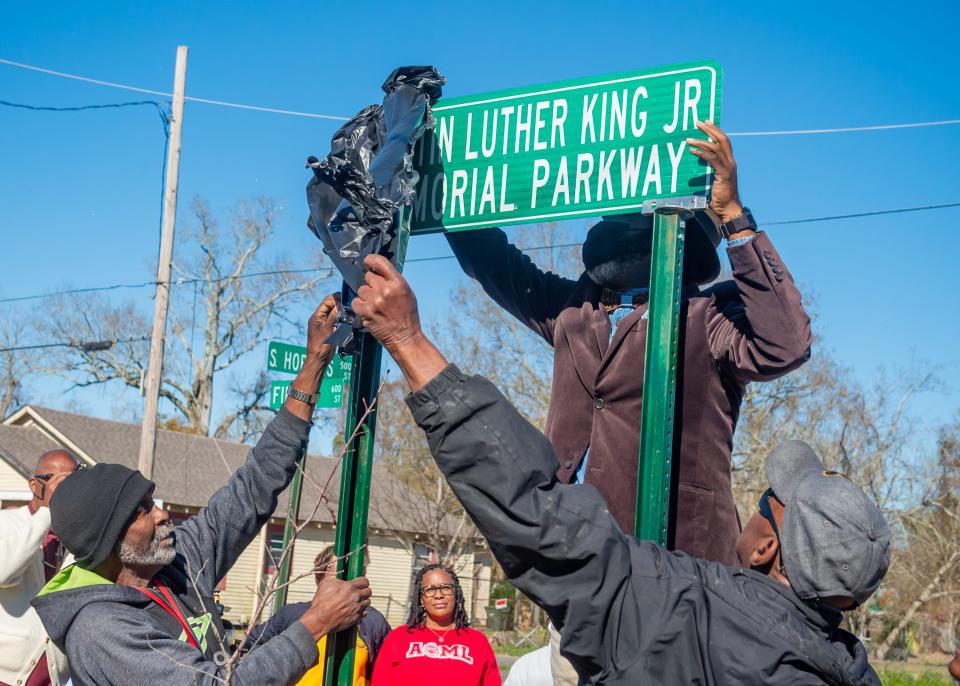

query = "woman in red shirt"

[{"left": 372, "top": 564, "right": 501, "bottom": 685}]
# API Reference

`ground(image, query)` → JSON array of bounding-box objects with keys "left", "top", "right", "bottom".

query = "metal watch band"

[
  {"left": 288, "top": 387, "right": 319, "bottom": 405},
  {"left": 720, "top": 208, "right": 757, "bottom": 238}
]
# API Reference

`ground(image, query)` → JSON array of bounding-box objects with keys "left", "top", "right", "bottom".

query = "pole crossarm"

[{"left": 634, "top": 209, "right": 687, "bottom": 545}]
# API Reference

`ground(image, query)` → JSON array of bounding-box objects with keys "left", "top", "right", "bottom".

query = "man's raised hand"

[
  {"left": 687, "top": 121, "right": 743, "bottom": 224},
  {"left": 352, "top": 254, "right": 449, "bottom": 392},
  {"left": 352, "top": 254, "right": 424, "bottom": 355},
  {"left": 286, "top": 293, "right": 341, "bottom": 420},
  {"left": 298, "top": 576, "right": 372, "bottom": 641},
  {"left": 306, "top": 293, "right": 341, "bottom": 368}
]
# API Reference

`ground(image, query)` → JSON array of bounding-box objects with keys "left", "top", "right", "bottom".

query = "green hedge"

[{"left": 878, "top": 670, "right": 952, "bottom": 686}]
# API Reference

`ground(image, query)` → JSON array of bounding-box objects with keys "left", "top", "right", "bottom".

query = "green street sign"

[
  {"left": 267, "top": 341, "right": 352, "bottom": 409},
  {"left": 267, "top": 341, "right": 353, "bottom": 378},
  {"left": 410, "top": 60, "right": 722, "bottom": 234},
  {"left": 267, "top": 341, "right": 310, "bottom": 375},
  {"left": 269, "top": 377, "right": 350, "bottom": 410}
]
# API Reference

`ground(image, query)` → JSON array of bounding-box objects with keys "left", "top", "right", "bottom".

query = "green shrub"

[{"left": 878, "top": 669, "right": 952, "bottom": 686}]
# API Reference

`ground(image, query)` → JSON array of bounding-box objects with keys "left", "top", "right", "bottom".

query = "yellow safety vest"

[{"left": 296, "top": 633, "right": 369, "bottom": 686}]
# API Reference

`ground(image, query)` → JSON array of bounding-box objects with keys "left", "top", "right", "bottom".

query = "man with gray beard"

[{"left": 31, "top": 295, "right": 373, "bottom": 686}]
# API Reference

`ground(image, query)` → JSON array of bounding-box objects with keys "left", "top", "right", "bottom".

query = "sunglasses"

[
  {"left": 133, "top": 498, "right": 157, "bottom": 518},
  {"left": 758, "top": 488, "right": 782, "bottom": 540},
  {"left": 34, "top": 462, "right": 87, "bottom": 481}
]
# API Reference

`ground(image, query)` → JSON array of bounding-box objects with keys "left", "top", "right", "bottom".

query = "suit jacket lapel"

[
  {"left": 590, "top": 304, "right": 610, "bottom": 358},
  {"left": 599, "top": 305, "right": 647, "bottom": 374}
]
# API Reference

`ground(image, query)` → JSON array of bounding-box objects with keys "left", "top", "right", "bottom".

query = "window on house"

[
  {"left": 412, "top": 543, "right": 438, "bottom": 577},
  {"left": 264, "top": 528, "right": 286, "bottom": 577}
]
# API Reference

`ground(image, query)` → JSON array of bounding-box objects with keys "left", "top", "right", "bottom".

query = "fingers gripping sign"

[
  {"left": 351, "top": 254, "right": 425, "bottom": 354},
  {"left": 686, "top": 120, "right": 743, "bottom": 224},
  {"left": 307, "top": 293, "right": 342, "bottom": 362}
]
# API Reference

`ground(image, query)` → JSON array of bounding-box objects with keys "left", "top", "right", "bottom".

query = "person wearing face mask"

[
  {"left": 30, "top": 296, "right": 373, "bottom": 686},
  {"left": 445, "top": 121, "right": 812, "bottom": 568}
]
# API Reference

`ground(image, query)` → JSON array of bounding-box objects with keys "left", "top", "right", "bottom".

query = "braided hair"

[{"left": 405, "top": 563, "right": 470, "bottom": 632}]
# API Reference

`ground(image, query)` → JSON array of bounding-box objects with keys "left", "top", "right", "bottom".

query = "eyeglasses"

[
  {"left": 34, "top": 463, "right": 87, "bottom": 481},
  {"left": 421, "top": 584, "right": 454, "bottom": 598}
]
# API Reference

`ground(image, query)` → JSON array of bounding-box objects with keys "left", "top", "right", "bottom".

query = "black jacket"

[{"left": 406, "top": 366, "right": 879, "bottom": 686}]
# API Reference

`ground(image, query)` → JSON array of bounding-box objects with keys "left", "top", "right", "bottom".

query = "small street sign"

[
  {"left": 267, "top": 341, "right": 309, "bottom": 375},
  {"left": 410, "top": 60, "right": 722, "bottom": 234},
  {"left": 267, "top": 342, "right": 352, "bottom": 409},
  {"left": 268, "top": 377, "right": 349, "bottom": 410}
]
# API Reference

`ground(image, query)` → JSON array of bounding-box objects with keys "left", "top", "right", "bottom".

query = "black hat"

[
  {"left": 581, "top": 209, "right": 722, "bottom": 285},
  {"left": 50, "top": 463, "right": 155, "bottom": 570}
]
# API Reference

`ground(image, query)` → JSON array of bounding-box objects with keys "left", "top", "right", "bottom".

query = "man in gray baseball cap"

[
  {"left": 345, "top": 256, "right": 891, "bottom": 684},
  {"left": 749, "top": 440, "right": 891, "bottom": 609}
]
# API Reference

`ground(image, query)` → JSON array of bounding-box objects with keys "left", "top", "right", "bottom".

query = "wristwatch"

[
  {"left": 719, "top": 207, "right": 757, "bottom": 238},
  {"left": 288, "top": 387, "right": 319, "bottom": 406}
]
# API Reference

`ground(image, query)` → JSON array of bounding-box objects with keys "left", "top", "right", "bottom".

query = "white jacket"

[{"left": 0, "top": 505, "right": 70, "bottom": 686}]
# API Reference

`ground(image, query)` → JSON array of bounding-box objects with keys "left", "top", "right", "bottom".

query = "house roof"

[
  {"left": 1, "top": 405, "right": 448, "bottom": 536},
  {"left": 0, "top": 424, "right": 61, "bottom": 478}
]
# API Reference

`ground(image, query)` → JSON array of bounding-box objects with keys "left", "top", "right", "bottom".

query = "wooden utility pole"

[{"left": 138, "top": 46, "right": 188, "bottom": 478}]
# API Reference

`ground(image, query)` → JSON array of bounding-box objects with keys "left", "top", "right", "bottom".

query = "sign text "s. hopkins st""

[{"left": 410, "top": 60, "right": 722, "bottom": 233}]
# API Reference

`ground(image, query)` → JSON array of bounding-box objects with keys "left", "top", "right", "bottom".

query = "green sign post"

[
  {"left": 411, "top": 60, "right": 721, "bottom": 233},
  {"left": 324, "top": 209, "right": 411, "bottom": 686},
  {"left": 634, "top": 210, "right": 686, "bottom": 545},
  {"left": 268, "top": 344, "right": 352, "bottom": 612}
]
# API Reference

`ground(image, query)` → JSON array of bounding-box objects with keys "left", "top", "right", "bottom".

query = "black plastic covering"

[{"left": 306, "top": 66, "right": 444, "bottom": 349}]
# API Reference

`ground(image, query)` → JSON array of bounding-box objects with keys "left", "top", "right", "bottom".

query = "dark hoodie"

[
  {"left": 406, "top": 366, "right": 882, "bottom": 685},
  {"left": 32, "top": 407, "right": 319, "bottom": 686}
]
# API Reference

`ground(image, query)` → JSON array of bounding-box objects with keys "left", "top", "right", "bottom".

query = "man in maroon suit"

[{"left": 445, "top": 121, "right": 812, "bottom": 566}]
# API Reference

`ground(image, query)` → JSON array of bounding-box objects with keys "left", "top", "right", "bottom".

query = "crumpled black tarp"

[{"left": 306, "top": 66, "right": 444, "bottom": 349}]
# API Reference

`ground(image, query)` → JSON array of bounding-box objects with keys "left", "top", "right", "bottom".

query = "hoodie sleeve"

[
  {"left": 173, "top": 407, "right": 311, "bottom": 588},
  {"left": 446, "top": 228, "right": 577, "bottom": 346},
  {"left": 405, "top": 366, "right": 693, "bottom": 683},
  {"left": 65, "top": 603, "right": 318, "bottom": 686}
]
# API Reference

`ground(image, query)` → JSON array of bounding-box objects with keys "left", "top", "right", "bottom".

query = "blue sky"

[{"left": 1, "top": 1, "right": 958, "bottom": 453}]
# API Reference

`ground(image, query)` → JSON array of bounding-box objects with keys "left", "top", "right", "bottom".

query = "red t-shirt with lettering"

[{"left": 371, "top": 625, "right": 501, "bottom": 686}]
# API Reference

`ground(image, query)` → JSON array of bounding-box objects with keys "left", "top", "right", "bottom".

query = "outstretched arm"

[
  {"left": 689, "top": 122, "right": 812, "bottom": 382},
  {"left": 174, "top": 295, "right": 341, "bottom": 586},
  {"left": 446, "top": 228, "right": 577, "bottom": 345},
  {"left": 352, "top": 256, "right": 668, "bottom": 682}
]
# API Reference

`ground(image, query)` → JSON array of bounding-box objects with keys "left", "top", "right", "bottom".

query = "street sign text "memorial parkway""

[{"left": 410, "top": 60, "right": 722, "bottom": 234}]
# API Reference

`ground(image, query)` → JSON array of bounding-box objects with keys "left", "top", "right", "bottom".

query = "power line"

[
  {"left": 0, "top": 336, "right": 150, "bottom": 354},
  {"left": 0, "top": 280, "right": 159, "bottom": 304},
  {"left": 765, "top": 202, "right": 960, "bottom": 225},
  {"left": 0, "top": 98, "right": 166, "bottom": 113},
  {"left": 0, "top": 97, "right": 171, "bottom": 132},
  {"left": 1, "top": 199, "right": 957, "bottom": 306},
  {"left": 728, "top": 120, "right": 960, "bottom": 137},
  {"left": 4, "top": 57, "right": 959, "bottom": 134},
  {"left": 0, "top": 266, "right": 337, "bottom": 304},
  {"left": 0, "top": 57, "right": 349, "bottom": 121}
]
